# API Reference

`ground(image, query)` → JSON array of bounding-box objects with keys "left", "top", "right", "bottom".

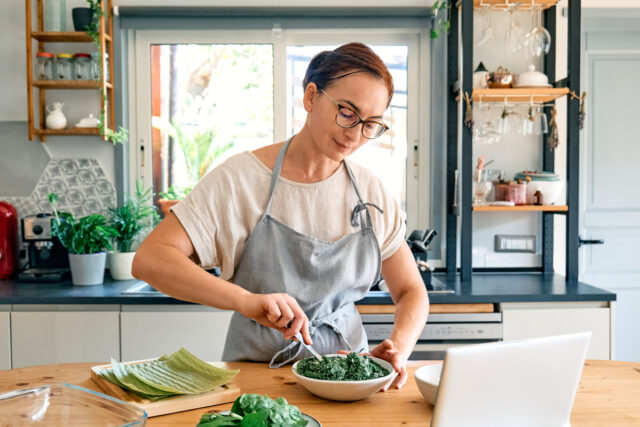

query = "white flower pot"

[
  {"left": 68, "top": 252, "right": 106, "bottom": 286},
  {"left": 109, "top": 251, "right": 136, "bottom": 281}
]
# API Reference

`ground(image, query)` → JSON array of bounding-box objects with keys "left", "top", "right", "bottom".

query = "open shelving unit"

[
  {"left": 446, "top": 0, "right": 583, "bottom": 282},
  {"left": 25, "top": 0, "right": 115, "bottom": 142}
]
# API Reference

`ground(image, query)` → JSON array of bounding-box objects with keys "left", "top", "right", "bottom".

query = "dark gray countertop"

[{"left": 0, "top": 272, "right": 616, "bottom": 305}]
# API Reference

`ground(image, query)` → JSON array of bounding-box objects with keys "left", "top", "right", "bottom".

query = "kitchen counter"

[
  {"left": 0, "top": 272, "right": 616, "bottom": 305},
  {"left": 0, "top": 359, "right": 637, "bottom": 426}
]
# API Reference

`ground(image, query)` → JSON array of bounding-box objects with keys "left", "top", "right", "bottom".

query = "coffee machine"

[{"left": 18, "top": 213, "right": 70, "bottom": 282}]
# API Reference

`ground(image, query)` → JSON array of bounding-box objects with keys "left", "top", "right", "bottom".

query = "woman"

[{"left": 132, "top": 42, "right": 429, "bottom": 390}]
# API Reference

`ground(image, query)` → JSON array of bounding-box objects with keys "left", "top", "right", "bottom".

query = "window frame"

[{"left": 126, "top": 24, "right": 434, "bottom": 258}]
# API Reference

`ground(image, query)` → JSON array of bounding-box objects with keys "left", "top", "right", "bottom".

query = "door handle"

[{"left": 579, "top": 237, "right": 605, "bottom": 247}]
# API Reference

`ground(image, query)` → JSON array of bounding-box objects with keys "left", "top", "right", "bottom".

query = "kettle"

[
  {"left": 0, "top": 201, "right": 18, "bottom": 280},
  {"left": 45, "top": 102, "right": 67, "bottom": 130}
]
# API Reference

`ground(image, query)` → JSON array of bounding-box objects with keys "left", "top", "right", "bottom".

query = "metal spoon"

[{"left": 294, "top": 331, "right": 323, "bottom": 362}]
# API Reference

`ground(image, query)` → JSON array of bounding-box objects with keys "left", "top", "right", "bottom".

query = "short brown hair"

[{"left": 303, "top": 43, "right": 394, "bottom": 105}]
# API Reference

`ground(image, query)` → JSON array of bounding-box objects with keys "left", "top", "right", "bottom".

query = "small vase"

[
  {"left": 68, "top": 252, "right": 106, "bottom": 285},
  {"left": 45, "top": 102, "right": 67, "bottom": 130},
  {"left": 72, "top": 7, "right": 94, "bottom": 32},
  {"left": 109, "top": 251, "right": 136, "bottom": 281}
]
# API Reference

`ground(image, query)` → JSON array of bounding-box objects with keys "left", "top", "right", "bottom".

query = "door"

[{"left": 580, "top": 12, "right": 640, "bottom": 362}]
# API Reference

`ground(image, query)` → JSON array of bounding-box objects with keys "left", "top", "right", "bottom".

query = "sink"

[{"left": 122, "top": 281, "right": 164, "bottom": 295}]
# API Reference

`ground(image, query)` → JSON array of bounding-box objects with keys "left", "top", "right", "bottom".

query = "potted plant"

[
  {"left": 152, "top": 117, "right": 233, "bottom": 217},
  {"left": 108, "top": 182, "right": 159, "bottom": 280},
  {"left": 48, "top": 193, "right": 118, "bottom": 286}
]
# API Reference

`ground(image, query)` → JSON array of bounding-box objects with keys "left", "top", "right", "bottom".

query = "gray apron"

[{"left": 221, "top": 137, "right": 382, "bottom": 368}]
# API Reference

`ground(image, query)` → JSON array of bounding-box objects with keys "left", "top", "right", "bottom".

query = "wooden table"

[{"left": 1, "top": 360, "right": 639, "bottom": 426}]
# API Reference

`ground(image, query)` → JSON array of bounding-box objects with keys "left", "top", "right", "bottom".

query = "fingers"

[
  {"left": 395, "top": 366, "right": 408, "bottom": 389},
  {"left": 261, "top": 293, "right": 310, "bottom": 342}
]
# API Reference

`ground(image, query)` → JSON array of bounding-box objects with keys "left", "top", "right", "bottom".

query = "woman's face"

[{"left": 304, "top": 73, "right": 389, "bottom": 162}]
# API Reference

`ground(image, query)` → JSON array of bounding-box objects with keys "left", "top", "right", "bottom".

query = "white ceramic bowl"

[
  {"left": 526, "top": 180, "right": 564, "bottom": 205},
  {"left": 292, "top": 354, "right": 396, "bottom": 401},
  {"left": 414, "top": 363, "right": 443, "bottom": 405}
]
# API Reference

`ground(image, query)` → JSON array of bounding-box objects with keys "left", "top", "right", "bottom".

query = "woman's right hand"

[{"left": 238, "top": 293, "right": 312, "bottom": 345}]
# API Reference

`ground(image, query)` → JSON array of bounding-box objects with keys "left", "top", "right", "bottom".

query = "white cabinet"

[
  {"left": 501, "top": 302, "right": 612, "bottom": 360},
  {"left": 120, "top": 305, "right": 232, "bottom": 362},
  {"left": 0, "top": 308, "right": 10, "bottom": 370},
  {"left": 11, "top": 305, "right": 120, "bottom": 368}
]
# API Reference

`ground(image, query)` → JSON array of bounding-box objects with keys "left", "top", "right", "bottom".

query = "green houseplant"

[
  {"left": 107, "top": 182, "right": 159, "bottom": 280},
  {"left": 152, "top": 117, "right": 233, "bottom": 217},
  {"left": 48, "top": 193, "right": 118, "bottom": 285}
]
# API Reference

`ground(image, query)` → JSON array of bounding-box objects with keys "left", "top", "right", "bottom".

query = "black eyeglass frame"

[{"left": 319, "top": 89, "right": 390, "bottom": 139}]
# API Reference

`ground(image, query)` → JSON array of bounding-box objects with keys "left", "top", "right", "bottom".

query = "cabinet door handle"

[{"left": 579, "top": 238, "right": 605, "bottom": 247}]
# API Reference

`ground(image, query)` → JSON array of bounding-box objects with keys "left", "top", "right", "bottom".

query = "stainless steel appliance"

[
  {"left": 363, "top": 310, "right": 503, "bottom": 360},
  {"left": 19, "top": 213, "right": 69, "bottom": 282}
]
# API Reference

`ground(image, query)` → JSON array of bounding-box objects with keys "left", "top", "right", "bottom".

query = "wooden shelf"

[
  {"left": 473, "top": 205, "right": 568, "bottom": 212},
  {"left": 473, "top": 0, "right": 558, "bottom": 9},
  {"left": 26, "top": 0, "right": 115, "bottom": 141},
  {"left": 473, "top": 88, "right": 569, "bottom": 103},
  {"left": 33, "top": 127, "right": 101, "bottom": 136},
  {"left": 31, "top": 31, "right": 92, "bottom": 42},
  {"left": 32, "top": 80, "right": 107, "bottom": 89}
]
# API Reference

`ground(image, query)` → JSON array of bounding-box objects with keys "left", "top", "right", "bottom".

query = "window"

[{"left": 129, "top": 26, "right": 430, "bottom": 241}]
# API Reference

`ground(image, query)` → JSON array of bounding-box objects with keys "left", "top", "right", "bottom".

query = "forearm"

[
  {"left": 132, "top": 243, "right": 250, "bottom": 312},
  {"left": 389, "top": 285, "right": 429, "bottom": 359}
]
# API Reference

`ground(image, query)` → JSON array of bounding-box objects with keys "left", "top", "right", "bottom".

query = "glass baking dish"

[{"left": 0, "top": 382, "right": 147, "bottom": 426}]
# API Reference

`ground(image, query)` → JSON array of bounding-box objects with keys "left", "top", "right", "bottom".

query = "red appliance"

[{"left": 0, "top": 201, "right": 18, "bottom": 279}]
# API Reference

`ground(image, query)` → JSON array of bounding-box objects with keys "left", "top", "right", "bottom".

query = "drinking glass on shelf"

[
  {"left": 497, "top": 104, "right": 523, "bottom": 135},
  {"left": 522, "top": 105, "right": 549, "bottom": 135},
  {"left": 473, "top": 104, "right": 501, "bottom": 145},
  {"left": 477, "top": 6, "right": 495, "bottom": 48},
  {"left": 473, "top": 170, "right": 492, "bottom": 206},
  {"left": 505, "top": 5, "right": 525, "bottom": 54},
  {"left": 524, "top": 7, "right": 551, "bottom": 57}
]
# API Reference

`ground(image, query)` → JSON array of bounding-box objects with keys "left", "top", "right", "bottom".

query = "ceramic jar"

[{"left": 45, "top": 102, "right": 67, "bottom": 130}]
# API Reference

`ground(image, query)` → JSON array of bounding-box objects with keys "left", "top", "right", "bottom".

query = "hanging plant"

[
  {"left": 430, "top": 0, "right": 451, "bottom": 39},
  {"left": 85, "top": 0, "right": 128, "bottom": 145}
]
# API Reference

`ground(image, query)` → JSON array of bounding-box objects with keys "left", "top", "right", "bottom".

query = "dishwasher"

[{"left": 362, "top": 309, "right": 503, "bottom": 360}]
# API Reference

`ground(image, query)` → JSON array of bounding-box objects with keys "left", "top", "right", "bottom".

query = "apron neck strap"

[
  {"left": 264, "top": 136, "right": 292, "bottom": 215},
  {"left": 344, "top": 160, "right": 381, "bottom": 229}
]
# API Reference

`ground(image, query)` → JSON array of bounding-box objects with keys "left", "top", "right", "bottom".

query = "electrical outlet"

[{"left": 494, "top": 235, "right": 536, "bottom": 253}]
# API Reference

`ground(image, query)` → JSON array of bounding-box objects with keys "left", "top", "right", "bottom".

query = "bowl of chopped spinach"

[{"left": 292, "top": 352, "right": 396, "bottom": 401}]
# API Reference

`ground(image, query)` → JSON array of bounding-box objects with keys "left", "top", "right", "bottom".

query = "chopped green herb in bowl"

[
  {"left": 296, "top": 352, "right": 389, "bottom": 381},
  {"left": 292, "top": 353, "right": 396, "bottom": 401}
]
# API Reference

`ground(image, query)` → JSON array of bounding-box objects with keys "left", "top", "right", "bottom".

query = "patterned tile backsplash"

[{"left": 0, "top": 158, "right": 116, "bottom": 244}]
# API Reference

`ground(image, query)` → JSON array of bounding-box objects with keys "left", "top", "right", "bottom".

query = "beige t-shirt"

[{"left": 171, "top": 151, "right": 406, "bottom": 281}]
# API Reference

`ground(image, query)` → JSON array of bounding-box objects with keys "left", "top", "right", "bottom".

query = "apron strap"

[
  {"left": 343, "top": 160, "right": 383, "bottom": 230},
  {"left": 264, "top": 137, "right": 293, "bottom": 216}
]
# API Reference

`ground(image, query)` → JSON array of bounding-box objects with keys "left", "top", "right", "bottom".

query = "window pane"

[
  {"left": 286, "top": 45, "right": 409, "bottom": 210},
  {"left": 150, "top": 44, "right": 273, "bottom": 206}
]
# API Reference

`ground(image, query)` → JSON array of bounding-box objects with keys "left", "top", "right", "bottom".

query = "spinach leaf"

[
  {"left": 197, "top": 394, "right": 307, "bottom": 427},
  {"left": 296, "top": 352, "right": 389, "bottom": 381}
]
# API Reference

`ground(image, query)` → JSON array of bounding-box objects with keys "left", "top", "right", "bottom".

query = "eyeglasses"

[{"left": 320, "top": 89, "right": 389, "bottom": 139}]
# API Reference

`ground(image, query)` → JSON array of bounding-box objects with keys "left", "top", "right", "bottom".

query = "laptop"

[{"left": 423, "top": 332, "right": 591, "bottom": 427}]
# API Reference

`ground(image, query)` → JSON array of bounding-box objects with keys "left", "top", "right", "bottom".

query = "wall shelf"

[
  {"left": 473, "top": 0, "right": 558, "bottom": 9},
  {"left": 34, "top": 127, "right": 100, "bottom": 136},
  {"left": 473, "top": 88, "right": 569, "bottom": 103},
  {"left": 32, "top": 80, "right": 111, "bottom": 89},
  {"left": 26, "top": 0, "right": 115, "bottom": 142},
  {"left": 447, "top": 0, "right": 581, "bottom": 281},
  {"left": 31, "top": 31, "right": 93, "bottom": 42},
  {"left": 473, "top": 205, "right": 568, "bottom": 212}
]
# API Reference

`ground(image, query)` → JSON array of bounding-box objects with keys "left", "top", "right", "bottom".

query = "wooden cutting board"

[{"left": 90, "top": 360, "right": 240, "bottom": 417}]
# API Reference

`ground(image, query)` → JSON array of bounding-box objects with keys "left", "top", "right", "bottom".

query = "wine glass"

[
  {"left": 525, "top": 7, "right": 551, "bottom": 57},
  {"left": 505, "top": 5, "right": 524, "bottom": 54},
  {"left": 477, "top": 6, "right": 495, "bottom": 48}
]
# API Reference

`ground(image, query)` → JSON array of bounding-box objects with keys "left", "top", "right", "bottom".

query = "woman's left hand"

[{"left": 339, "top": 338, "right": 407, "bottom": 391}]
